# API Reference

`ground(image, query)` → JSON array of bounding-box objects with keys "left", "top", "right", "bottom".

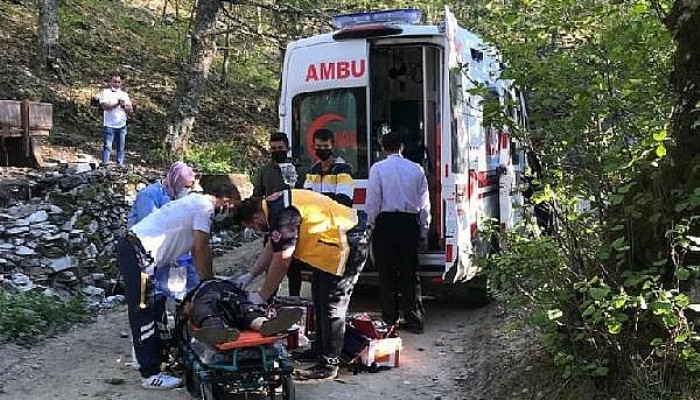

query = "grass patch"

[{"left": 0, "top": 291, "right": 91, "bottom": 346}]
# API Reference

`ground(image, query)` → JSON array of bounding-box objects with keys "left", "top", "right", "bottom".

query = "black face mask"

[
  {"left": 315, "top": 148, "right": 332, "bottom": 162},
  {"left": 271, "top": 150, "right": 287, "bottom": 163}
]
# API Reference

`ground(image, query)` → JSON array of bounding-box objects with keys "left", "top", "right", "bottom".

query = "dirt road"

[
  {"left": 0, "top": 297, "right": 497, "bottom": 400},
  {"left": 0, "top": 245, "right": 507, "bottom": 400}
]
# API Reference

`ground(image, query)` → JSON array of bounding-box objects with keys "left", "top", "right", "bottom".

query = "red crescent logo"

[{"left": 307, "top": 114, "right": 346, "bottom": 160}]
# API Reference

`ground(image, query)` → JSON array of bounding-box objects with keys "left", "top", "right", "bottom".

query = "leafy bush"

[
  {"left": 184, "top": 140, "right": 260, "bottom": 175},
  {"left": 468, "top": 0, "right": 700, "bottom": 398},
  {"left": 0, "top": 291, "right": 90, "bottom": 346},
  {"left": 482, "top": 208, "right": 700, "bottom": 398},
  {"left": 144, "top": 139, "right": 263, "bottom": 175}
]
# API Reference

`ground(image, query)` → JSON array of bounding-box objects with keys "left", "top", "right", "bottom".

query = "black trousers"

[
  {"left": 286, "top": 259, "right": 311, "bottom": 297},
  {"left": 372, "top": 212, "right": 425, "bottom": 328},
  {"left": 116, "top": 237, "right": 169, "bottom": 379},
  {"left": 311, "top": 222, "right": 369, "bottom": 365}
]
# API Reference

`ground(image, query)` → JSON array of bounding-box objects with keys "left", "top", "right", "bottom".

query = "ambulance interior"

[{"left": 369, "top": 44, "right": 443, "bottom": 254}]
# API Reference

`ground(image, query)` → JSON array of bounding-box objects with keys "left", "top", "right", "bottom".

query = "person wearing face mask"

[
  {"left": 99, "top": 72, "right": 133, "bottom": 167},
  {"left": 233, "top": 189, "right": 369, "bottom": 380},
  {"left": 125, "top": 161, "right": 197, "bottom": 371},
  {"left": 253, "top": 132, "right": 296, "bottom": 198},
  {"left": 246, "top": 131, "right": 307, "bottom": 297},
  {"left": 117, "top": 183, "right": 240, "bottom": 390},
  {"left": 303, "top": 128, "right": 354, "bottom": 207}
]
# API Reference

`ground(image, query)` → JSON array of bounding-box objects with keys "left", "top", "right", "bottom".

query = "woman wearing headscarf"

[{"left": 127, "top": 161, "right": 196, "bottom": 228}]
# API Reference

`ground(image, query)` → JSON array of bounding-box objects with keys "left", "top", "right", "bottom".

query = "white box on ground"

[{"left": 359, "top": 337, "right": 402, "bottom": 368}]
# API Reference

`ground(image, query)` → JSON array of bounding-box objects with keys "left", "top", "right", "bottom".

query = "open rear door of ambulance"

[
  {"left": 442, "top": 6, "right": 479, "bottom": 284},
  {"left": 434, "top": 7, "right": 492, "bottom": 304},
  {"left": 280, "top": 38, "right": 371, "bottom": 187}
]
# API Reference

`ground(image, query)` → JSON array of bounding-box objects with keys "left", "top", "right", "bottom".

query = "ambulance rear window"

[{"left": 291, "top": 88, "right": 368, "bottom": 179}]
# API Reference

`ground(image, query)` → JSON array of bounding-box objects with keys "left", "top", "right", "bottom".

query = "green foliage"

[
  {"left": 464, "top": 0, "right": 700, "bottom": 397},
  {"left": 0, "top": 291, "right": 90, "bottom": 346},
  {"left": 183, "top": 140, "right": 260, "bottom": 175}
]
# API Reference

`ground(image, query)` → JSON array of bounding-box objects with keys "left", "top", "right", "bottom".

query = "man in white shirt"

[
  {"left": 365, "top": 131, "right": 430, "bottom": 334},
  {"left": 99, "top": 73, "right": 133, "bottom": 167},
  {"left": 116, "top": 183, "right": 240, "bottom": 389}
]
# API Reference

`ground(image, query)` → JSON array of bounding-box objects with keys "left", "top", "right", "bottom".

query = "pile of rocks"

[
  {"left": 0, "top": 164, "right": 246, "bottom": 306},
  {"left": 0, "top": 166, "right": 134, "bottom": 305}
]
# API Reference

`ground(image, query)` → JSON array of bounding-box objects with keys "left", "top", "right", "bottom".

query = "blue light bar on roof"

[{"left": 332, "top": 9, "right": 422, "bottom": 29}]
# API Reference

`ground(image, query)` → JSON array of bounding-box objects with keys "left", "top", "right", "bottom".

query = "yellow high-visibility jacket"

[{"left": 264, "top": 189, "right": 358, "bottom": 276}]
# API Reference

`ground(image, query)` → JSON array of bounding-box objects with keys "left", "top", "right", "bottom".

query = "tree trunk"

[
  {"left": 665, "top": 0, "right": 700, "bottom": 182},
  {"left": 622, "top": 1, "right": 700, "bottom": 278},
  {"left": 164, "top": 0, "right": 221, "bottom": 155},
  {"left": 651, "top": 0, "right": 700, "bottom": 273},
  {"left": 37, "top": 0, "right": 59, "bottom": 72}
]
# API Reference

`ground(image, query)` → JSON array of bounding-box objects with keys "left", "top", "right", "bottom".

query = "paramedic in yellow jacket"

[{"left": 234, "top": 189, "right": 369, "bottom": 381}]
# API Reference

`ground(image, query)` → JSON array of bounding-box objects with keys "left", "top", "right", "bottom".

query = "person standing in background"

[
  {"left": 243, "top": 132, "right": 304, "bottom": 296},
  {"left": 365, "top": 131, "right": 430, "bottom": 334},
  {"left": 99, "top": 73, "right": 133, "bottom": 167},
  {"left": 303, "top": 128, "right": 354, "bottom": 207},
  {"left": 252, "top": 132, "right": 296, "bottom": 197}
]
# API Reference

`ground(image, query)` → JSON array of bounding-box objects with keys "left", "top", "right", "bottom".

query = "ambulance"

[{"left": 278, "top": 7, "right": 527, "bottom": 299}]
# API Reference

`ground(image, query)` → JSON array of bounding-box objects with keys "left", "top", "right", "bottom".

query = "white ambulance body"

[{"left": 279, "top": 8, "right": 527, "bottom": 289}]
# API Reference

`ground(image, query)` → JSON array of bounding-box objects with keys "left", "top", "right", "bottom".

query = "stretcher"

[{"left": 175, "top": 311, "right": 296, "bottom": 399}]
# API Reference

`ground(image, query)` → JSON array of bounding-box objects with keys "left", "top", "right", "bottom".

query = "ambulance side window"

[
  {"left": 291, "top": 88, "right": 368, "bottom": 179},
  {"left": 450, "top": 69, "right": 468, "bottom": 173}
]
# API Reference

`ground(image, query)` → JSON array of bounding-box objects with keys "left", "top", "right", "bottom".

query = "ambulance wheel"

[{"left": 434, "top": 276, "right": 492, "bottom": 307}]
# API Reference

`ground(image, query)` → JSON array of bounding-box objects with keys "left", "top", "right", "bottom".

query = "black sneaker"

[
  {"left": 295, "top": 364, "right": 339, "bottom": 381},
  {"left": 260, "top": 308, "right": 303, "bottom": 337},
  {"left": 192, "top": 327, "right": 240, "bottom": 347}
]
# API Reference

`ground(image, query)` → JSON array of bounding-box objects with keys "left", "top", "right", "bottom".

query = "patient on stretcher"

[{"left": 181, "top": 279, "right": 302, "bottom": 349}]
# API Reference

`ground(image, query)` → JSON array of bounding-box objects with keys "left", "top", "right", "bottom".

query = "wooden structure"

[{"left": 0, "top": 99, "right": 52, "bottom": 167}]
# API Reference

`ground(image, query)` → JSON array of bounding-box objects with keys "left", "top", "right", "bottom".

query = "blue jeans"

[{"left": 102, "top": 125, "right": 127, "bottom": 165}]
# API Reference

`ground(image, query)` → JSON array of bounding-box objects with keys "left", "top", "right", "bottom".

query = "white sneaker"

[{"left": 141, "top": 372, "right": 182, "bottom": 389}]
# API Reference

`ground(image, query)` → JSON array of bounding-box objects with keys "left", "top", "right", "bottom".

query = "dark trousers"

[
  {"left": 286, "top": 259, "right": 310, "bottom": 297},
  {"left": 311, "top": 225, "right": 369, "bottom": 365},
  {"left": 116, "top": 237, "right": 168, "bottom": 378},
  {"left": 372, "top": 212, "right": 424, "bottom": 328},
  {"left": 190, "top": 280, "right": 266, "bottom": 330}
]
